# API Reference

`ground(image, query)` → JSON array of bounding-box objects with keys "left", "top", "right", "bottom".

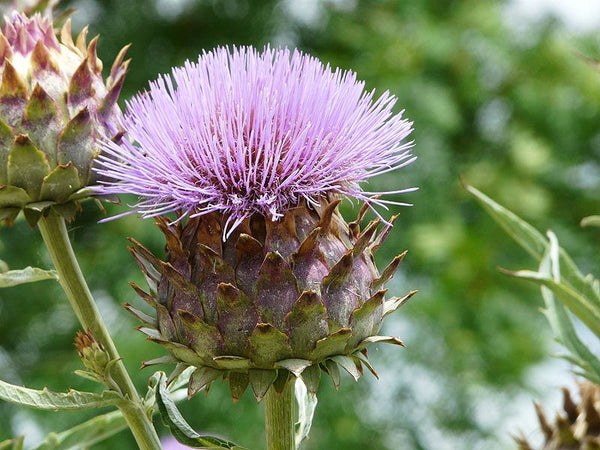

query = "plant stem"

[
  {"left": 264, "top": 377, "right": 296, "bottom": 450},
  {"left": 38, "top": 210, "right": 161, "bottom": 450}
]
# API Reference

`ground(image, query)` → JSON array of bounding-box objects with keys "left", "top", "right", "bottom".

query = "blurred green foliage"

[{"left": 0, "top": 0, "right": 599, "bottom": 448}]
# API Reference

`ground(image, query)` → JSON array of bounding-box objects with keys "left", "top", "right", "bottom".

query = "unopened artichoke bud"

[
  {"left": 74, "top": 330, "right": 112, "bottom": 381},
  {"left": 516, "top": 382, "right": 600, "bottom": 450},
  {"left": 0, "top": 11, "right": 129, "bottom": 226},
  {"left": 99, "top": 47, "right": 417, "bottom": 402}
]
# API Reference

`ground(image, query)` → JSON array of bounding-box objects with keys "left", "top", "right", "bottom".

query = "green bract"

[
  {"left": 129, "top": 200, "right": 416, "bottom": 402},
  {"left": 0, "top": 13, "right": 129, "bottom": 226}
]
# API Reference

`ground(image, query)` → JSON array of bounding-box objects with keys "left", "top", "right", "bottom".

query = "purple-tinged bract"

[{"left": 98, "top": 46, "right": 414, "bottom": 233}]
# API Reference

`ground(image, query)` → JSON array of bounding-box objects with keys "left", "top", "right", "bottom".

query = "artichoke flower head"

[
  {"left": 0, "top": 8, "right": 129, "bottom": 226},
  {"left": 100, "top": 46, "right": 417, "bottom": 401}
]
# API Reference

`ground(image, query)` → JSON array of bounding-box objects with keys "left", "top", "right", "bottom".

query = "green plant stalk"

[
  {"left": 264, "top": 378, "right": 296, "bottom": 450},
  {"left": 38, "top": 210, "right": 161, "bottom": 450}
]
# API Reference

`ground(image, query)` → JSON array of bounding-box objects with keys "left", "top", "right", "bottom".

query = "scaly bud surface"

[
  {"left": 0, "top": 12, "right": 129, "bottom": 226},
  {"left": 129, "top": 200, "right": 415, "bottom": 401}
]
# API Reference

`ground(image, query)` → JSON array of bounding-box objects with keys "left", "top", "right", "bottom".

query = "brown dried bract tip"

[
  {"left": 519, "top": 382, "right": 600, "bottom": 449},
  {"left": 74, "top": 330, "right": 97, "bottom": 354}
]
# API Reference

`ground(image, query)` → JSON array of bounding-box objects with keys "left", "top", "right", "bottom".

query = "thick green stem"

[
  {"left": 38, "top": 211, "right": 161, "bottom": 450},
  {"left": 264, "top": 377, "right": 296, "bottom": 450}
]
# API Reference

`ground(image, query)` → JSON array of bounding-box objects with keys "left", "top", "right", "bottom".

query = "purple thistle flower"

[{"left": 97, "top": 46, "right": 415, "bottom": 235}]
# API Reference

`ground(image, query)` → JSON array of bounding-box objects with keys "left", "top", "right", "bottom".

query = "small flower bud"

[{"left": 74, "top": 330, "right": 110, "bottom": 377}]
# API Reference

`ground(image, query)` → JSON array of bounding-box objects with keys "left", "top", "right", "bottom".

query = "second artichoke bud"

[{"left": 0, "top": 11, "right": 129, "bottom": 226}]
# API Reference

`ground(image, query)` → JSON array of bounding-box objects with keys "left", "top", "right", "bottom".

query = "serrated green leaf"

[
  {"left": 294, "top": 377, "right": 318, "bottom": 449},
  {"left": 581, "top": 215, "right": 600, "bottom": 227},
  {"left": 0, "top": 377, "right": 124, "bottom": 410},
  {"left": 155, "top": 372, "right": 248, "bottom": 449},
  {"left": 33, "top": 410, "right": 127, "bottom": 450},
  {"left": 34, "top": 368, "right": 193, "bottom": 450},
  {"left": 0, "top": 266, "right": 57, "bottom": 287},
  {"left": 467, "top": 182, "right": 600, "bottom": 384},
  {"left": 463, "top": 180, "right": 547, "bottom": 259}
]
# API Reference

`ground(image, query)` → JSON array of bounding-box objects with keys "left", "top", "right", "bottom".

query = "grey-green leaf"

[
  {"left": 503, "top": 268, "right": 600, "bottom": 339},
  {"left": 465, "top": 182, "right": 600, "bottom": 311},
  {"left": 0, "top": 378, "right": 123, "bottom": 410},
  {"left": 537, "top": 231, "right": 600, "bottom": 382},
  {"left": 155, "top": 372, "right": 248, "bottom": 449},
  {"left": 463, "top": 180, "right": 547, "bottom": 259},
  {"left": 0, "top": 266, "right": 57, "bottom": 287},
  {"left": 33, "top": 410, "right": 127, "bottom": 450}
]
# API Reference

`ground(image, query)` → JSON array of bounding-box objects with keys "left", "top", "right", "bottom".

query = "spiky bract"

[
  {"left": 129, "top": 200, "right": 415, "bottom": 402},
  {"left": 97, "top": 46, "right": 414, "bottom": 234},
  {"left": 517, "top": 383, "right": 600, "bottom": 450},
  {"left": 0, "top": 12, "right": 129, "bottom": 226}
]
